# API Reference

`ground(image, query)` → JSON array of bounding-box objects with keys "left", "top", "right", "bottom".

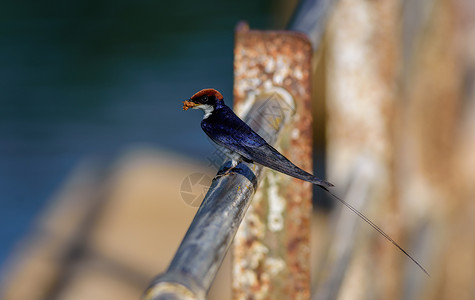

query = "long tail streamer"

[{"left": 320, "top": 186, "right": 430, "bottom": 277}]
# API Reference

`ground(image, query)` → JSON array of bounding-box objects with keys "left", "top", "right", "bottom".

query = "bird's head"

[{"left": 183, "top": 88, "right": 224, "bottom": 118}]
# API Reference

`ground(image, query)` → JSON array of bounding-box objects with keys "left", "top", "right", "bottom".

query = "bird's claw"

[{"left": 214, "top": 165, "right": 242, "bottom": 180}]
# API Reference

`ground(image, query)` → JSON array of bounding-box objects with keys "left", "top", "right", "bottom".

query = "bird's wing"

[
  {"left": 202, "top": 109, "right": 332, "bottom": 188},
  {"left": 239, "top": 142, "right": 332, "bottom": 188},
  {"left": 201, "top": 107, "right": 268, "bottom": 160},
  {"left": 204, "top": 123, "right": 265, "bottom": 162}
]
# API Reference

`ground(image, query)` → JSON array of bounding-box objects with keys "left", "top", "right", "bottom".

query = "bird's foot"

[
  {"left": 214, "top": 161, "right": 240, "bottom": 180},
  {"left": 215, "top": 167, "right": 235, "bottom": 179}
]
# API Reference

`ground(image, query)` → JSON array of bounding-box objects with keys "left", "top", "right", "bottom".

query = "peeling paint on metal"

[
  {"left": 264, "top": 257, "right": 286, "bottom": 276},
  {"left": 267, "top": 172, "right": 286, "bottom": 232},
  {"left": 232, "top": 24, "right": 313, "bottom": 300}
]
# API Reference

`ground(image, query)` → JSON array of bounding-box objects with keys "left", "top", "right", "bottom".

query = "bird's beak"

[{"left": 183, "top": 100, "right": 197, "bottom": 111}]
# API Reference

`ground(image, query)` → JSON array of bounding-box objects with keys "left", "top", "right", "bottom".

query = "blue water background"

[{"left": 0, "top": 0, "right": 279, "bottom": 269}]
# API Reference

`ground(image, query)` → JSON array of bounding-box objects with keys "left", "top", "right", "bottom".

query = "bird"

[{"left": 182, "top": 88, "right": 429, "bottom": 276}]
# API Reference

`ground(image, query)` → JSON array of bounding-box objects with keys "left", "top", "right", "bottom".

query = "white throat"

[{"left": 195, "top": 104, "right": 214, "bottom": 119}]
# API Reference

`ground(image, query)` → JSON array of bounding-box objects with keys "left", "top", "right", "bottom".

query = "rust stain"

[{"left": 232, "top": 23, "right": 313, "bottom": 300}]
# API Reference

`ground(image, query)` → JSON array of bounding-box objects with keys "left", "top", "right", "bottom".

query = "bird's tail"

[
  {"left": 310, "top": 177, "right": 334, "bottom": 189},
  {"left": 318, "top": 185, "right": 430, "bottom": 277},
  {"left": 248, "top": 143, "right": 429, "bottom": 276}
]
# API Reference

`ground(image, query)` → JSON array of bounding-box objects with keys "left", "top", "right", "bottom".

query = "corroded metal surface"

[{"left": 232, "top": 23, "right": 313, "bottom": 300}]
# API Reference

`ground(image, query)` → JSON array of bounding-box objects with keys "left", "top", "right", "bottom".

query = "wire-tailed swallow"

[
  {"left": 182, "top": 88, "right": 429, "bottom": 276},
  {"left": 183, "top": 88, "right": 333, "bottom": 189}
]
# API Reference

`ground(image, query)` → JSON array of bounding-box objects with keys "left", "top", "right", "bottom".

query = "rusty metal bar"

[{"left": 232, "top": 24, "right": 314, "bottom": 299}]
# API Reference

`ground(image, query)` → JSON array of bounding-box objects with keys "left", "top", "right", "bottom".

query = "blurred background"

[
  {"left": 0, "top": 0, "right": 296, "bottom": 299},
  {"left": 0, "top": 0, "right": 285, "bottom": 265},
  {"left": 1, "top": 0, "right": 475, "bottom": 299}
]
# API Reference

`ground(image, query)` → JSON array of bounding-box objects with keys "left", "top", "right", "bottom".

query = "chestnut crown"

[{"left": 189, "top": 88, "right": 224, "bottom": 105}]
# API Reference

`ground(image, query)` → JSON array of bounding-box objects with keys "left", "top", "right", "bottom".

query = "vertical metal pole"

[
  {"left": 316, "top": 0, "right": 401, "bottom": 299},
  {"left": 232, "top": 23, "right": 314, "bottom": 300}
]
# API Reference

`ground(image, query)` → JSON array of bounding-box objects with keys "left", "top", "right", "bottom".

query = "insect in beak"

[{"left": 183, "top": 100, "right": 197, "bottom": 111}]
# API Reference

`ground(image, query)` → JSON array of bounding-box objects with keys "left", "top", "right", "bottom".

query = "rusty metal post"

[
  {"left": 315, "top": 0, "right": 405, "bottom": 299},
  {"left": 232, "top": 23, "right": 314, "bottom": 300}
]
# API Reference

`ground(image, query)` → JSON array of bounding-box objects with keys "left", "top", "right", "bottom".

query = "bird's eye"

[{"left": 202, "top": 96, "right": 208, "bottom": 102}]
